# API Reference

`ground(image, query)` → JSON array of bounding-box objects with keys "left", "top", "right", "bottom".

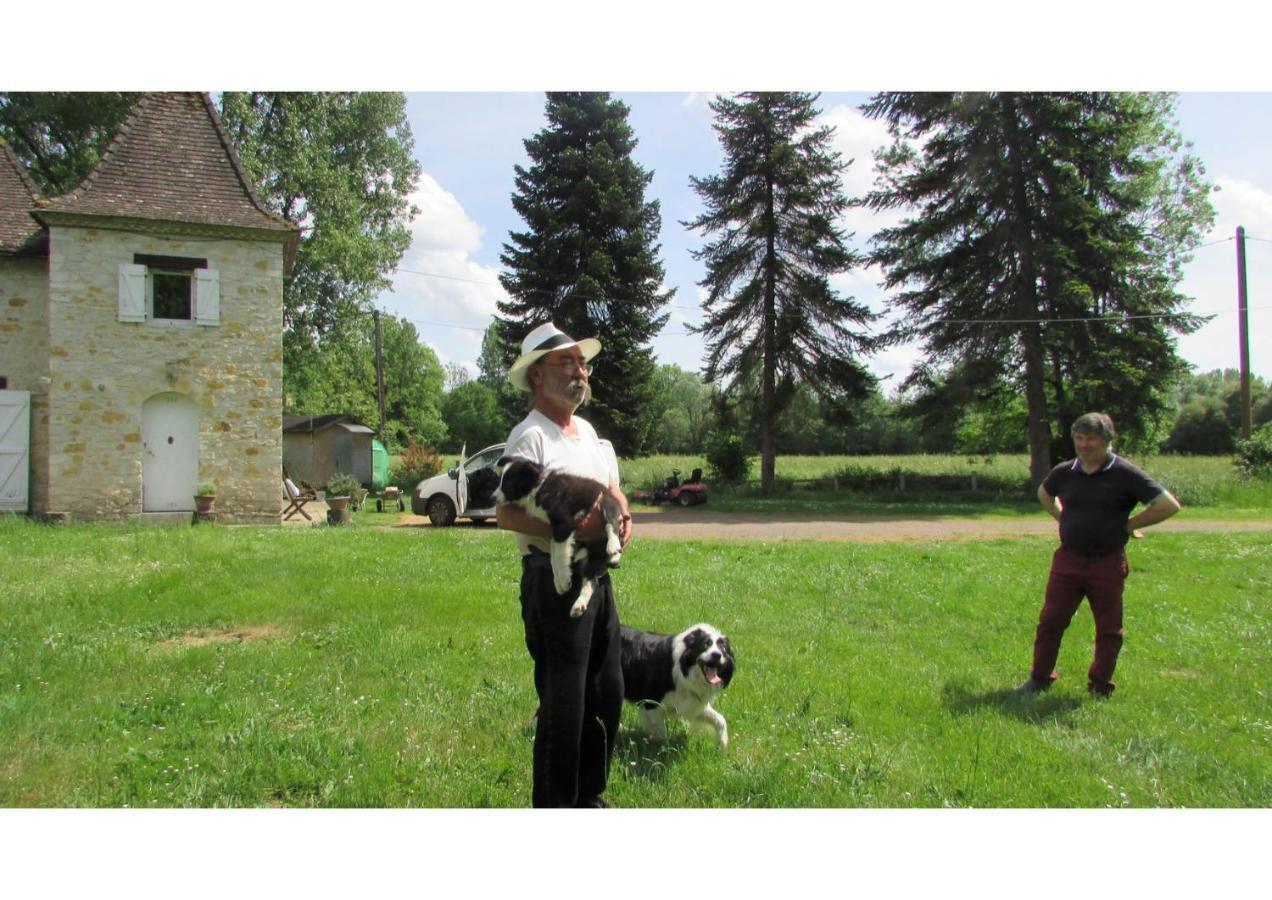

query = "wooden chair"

[{"left": 282, "top": 470, "right": 318, "bottom": 521}]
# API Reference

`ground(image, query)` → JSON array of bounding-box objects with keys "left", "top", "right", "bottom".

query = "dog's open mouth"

[{"left": 699, "top": 659, "right": 723, "bottom": 686}]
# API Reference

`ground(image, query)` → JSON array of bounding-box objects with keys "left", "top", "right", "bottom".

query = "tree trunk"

[
  {"left": 760, "top": 174, "right": 778, "bottom": 494},
  {"left": 1021, "top": 324, "right": 1052, "bottom": 488},
  {"left": 1000, "top": 95, "right": 1053, "bottom": 488},
  {"left": 1049, "top": 347, "right": 1072, "bottom": 461}
]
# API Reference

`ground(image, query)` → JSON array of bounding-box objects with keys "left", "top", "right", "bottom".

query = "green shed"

[{"left": 371, "top": 439, "right": 390, "bottom": 490}]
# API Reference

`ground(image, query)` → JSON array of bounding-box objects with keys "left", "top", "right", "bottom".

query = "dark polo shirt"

[{"left": 1042, "top": 454, "right": 1167, "bottom": 557}]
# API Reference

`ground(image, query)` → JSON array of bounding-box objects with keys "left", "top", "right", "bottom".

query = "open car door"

[{"left": 455, "top": 443, "right": 468, "bottom": 515}]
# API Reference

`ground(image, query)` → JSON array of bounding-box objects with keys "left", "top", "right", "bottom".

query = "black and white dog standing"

[
  {"left": 494, "top": 456, "right": 623, "bottom": 618},
  {"left": 621, "top": 623, "right": 735, "bottom": 748}
]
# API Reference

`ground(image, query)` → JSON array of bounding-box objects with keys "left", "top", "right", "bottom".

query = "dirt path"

[{"left": 391, "top": 509, "right": 1272, "bottom": 543}]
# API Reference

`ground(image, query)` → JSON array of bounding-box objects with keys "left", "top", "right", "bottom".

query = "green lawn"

[{"left": 1, "top": 515, "right": 1267, "bottom": 807}]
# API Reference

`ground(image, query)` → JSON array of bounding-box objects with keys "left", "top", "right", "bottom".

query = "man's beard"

[{"left": 567, "top": 378, "right": 591, "bottom": 407}]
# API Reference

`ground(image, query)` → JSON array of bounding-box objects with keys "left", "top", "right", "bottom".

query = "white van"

[{"left": 411, "top": 443, "right": 506, "bottom": 526}]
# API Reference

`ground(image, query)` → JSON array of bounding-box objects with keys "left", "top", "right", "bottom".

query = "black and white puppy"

[
  {"left": 494, "top": 456, "right": 623, "bottom": 618},
  {"left": 621, "top": 623, "right": 735, "bottom": 748}
]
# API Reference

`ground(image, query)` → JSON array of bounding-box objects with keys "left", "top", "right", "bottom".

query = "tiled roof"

[
  {"left": 37, "top": 93, "right": 296, "bottom": 237},
  {"left": 0, "top": 140, "right": 46, "bottom": 257}
]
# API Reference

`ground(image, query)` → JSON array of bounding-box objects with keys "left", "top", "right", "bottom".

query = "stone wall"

[
  {"left": 0, "top": 257, "right": 50, "bottom": 513},
  {"left": 44, "top": 225, "right": 285, "bottom": 523}
]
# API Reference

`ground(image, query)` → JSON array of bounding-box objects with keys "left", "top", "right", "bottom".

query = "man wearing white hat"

[{"left": 497, "top": 322, "right": 633, "bottom": 808}]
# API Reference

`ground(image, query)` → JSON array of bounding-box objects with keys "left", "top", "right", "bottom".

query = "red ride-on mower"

[{"left": 634, "top": 468, "right": 709, "bottom": 507}]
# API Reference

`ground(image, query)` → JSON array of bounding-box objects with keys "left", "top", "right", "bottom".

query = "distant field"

[{"left": 620, "top": 454, "right": 1272, "bottom": 514}]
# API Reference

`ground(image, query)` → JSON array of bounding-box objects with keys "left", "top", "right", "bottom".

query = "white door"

[
  {"left": 456, "top": 443, "right": 468, "bottom": 514},
  {"left": 0, "top": 390, "right": 30, "bottom": 512},
  {"left": 142, "top": 393, "right": 199, "bottom": 512}
]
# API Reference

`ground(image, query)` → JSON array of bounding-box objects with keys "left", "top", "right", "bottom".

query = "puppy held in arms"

[
  {"left": 495, "top": 457, "right": 623, "bottom": 617},
  {"left": 621, "top": 623, "right": 735, "bottom": 748}
]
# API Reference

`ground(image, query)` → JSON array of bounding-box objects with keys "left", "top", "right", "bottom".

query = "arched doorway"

[{"left": 142, "top": 392, "right": 199, "bottom": 512}]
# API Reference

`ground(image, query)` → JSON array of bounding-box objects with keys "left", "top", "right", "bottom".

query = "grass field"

[
  {"left": 1, "top": 514, "right": 1267, "bottom": 808},
  {"left": 621, "top": 453, "right": 1272, "bottom": 516}
]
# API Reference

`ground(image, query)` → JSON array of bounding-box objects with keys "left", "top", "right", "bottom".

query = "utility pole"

[
  {"left": 373, "top": 308, "right": 386, "bottom": 440},
  {"left": 1236, "top": 226, "right": 1252, "bottom": 441}
]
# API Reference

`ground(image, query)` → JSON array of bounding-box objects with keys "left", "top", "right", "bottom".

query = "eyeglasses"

[{"left": 540, "top": 358, "right": 591, "bottom": 375}]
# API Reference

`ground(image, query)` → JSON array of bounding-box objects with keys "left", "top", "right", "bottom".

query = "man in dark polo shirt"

[{"left": 1017, "top": 412, "right": 1181, "bottom": 697}]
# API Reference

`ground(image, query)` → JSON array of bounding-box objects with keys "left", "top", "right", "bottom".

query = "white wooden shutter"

[
  {"left": 194, "top": 269, "right": 220, "bottom": 326},
  {"left": 118, "top": 263, "right": 147, "bottom": 323},
  {"left": 0, "top": 390, "right": 30, "bottom": 512}
]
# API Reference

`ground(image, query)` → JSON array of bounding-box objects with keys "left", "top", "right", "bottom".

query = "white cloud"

[
  {"left": 406, "top": 173, "right": 483, "bottom": 256},
  {"left": 1209, "top": 176, "right": 1272, "bottom": 238},
  {"left": 870, "top": 343, "right": 924, "bottom": 391},
  {"left": 1175, "top": 176, "right": 1272, "bottom": 378},
  {"left": 819, "top": 102, "right": 909, "bottom": 238},
  {"left": 681, "top": 93, "right": 718, "bottom": 116},
  {"left": 375, "top": 174, "right": 509, "bottom": 376}
]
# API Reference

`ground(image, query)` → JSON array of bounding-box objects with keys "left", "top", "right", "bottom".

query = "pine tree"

[
  {"left": 686, "top": 92, "right": 881, "bottom": 493},
  {"left": 498, "top": 92, "right": 672, "bottom": 455},
  {"left": 863, "top": 92, "right": 1213, "bottom": 484}
]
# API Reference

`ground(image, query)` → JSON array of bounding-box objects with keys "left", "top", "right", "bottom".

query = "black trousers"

[{"left": 519, "top": 552, "right": 623, "bottom": 808}]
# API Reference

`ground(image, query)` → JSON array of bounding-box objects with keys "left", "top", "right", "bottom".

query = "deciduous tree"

[
  {"left": 440, "top": 381, "right": 509, "bottom": 454},
  {"left": 218, "top": 92, "right": 421, "bottom": 363},
  {"left": 286, "top": 313, "right": 446, "bottom": 451}
]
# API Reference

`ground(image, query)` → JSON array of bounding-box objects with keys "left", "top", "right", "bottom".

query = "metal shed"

[{"left": 282, "top": 414, "right": 375, "bottom": 488}]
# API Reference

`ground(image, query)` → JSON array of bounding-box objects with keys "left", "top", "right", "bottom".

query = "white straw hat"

[{"left": 508, "top": 322, "right": 601, "bottom": 392}]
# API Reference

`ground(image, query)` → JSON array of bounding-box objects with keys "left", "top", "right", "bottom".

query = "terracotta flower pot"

[{"left": 326, "top": 495, "right": 352, "bottom": 525}]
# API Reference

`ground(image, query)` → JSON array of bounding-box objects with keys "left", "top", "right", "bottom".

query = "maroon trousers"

[{"left": 1030, "top": 546, "right": 1129, "bottom": 695}]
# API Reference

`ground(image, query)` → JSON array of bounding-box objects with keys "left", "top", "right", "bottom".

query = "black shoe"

[
  {"left": 1014, "top": 678, "right": 1051, "bottom": 694},
  {"left": 575, "top": 796, "right": 609, "bottom": 808}
]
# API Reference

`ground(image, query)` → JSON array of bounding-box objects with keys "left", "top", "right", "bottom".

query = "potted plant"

[
  {"left": 325, "top": 472, "right": 361, "bottom": 525},
  {"left": 194, "top": 481, "right": 217, "bottom": 514}
]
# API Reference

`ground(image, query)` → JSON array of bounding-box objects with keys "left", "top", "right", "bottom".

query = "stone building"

[{"left": 0, "top": 93, "right": 298, "bottom": 523}]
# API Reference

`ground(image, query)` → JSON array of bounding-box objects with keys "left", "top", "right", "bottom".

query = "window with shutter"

[
  {"left": 194, "top": 269, "right": 220, "bottom": 326},
  {"left": 118, "top": 255, "right": 217, "bottom": 326},
  {"left": 118, "top": 263, "right": 147, "bottom": 322}
]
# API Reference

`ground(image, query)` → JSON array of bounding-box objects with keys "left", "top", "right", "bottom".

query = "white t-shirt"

[{"left": 504, "top": 408, "right": 620, "bottom": 555}]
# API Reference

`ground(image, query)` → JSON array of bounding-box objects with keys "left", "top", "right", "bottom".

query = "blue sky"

[{"left": 377, "top": 91, "right": 1272, "bottom": 388}]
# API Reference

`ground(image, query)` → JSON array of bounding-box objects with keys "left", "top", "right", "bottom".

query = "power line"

[
  {"left": 385, "top": 240, "right": 1272, "bottom": 334},
  {"left": 393, "top": 265, "right": 704, "bottom": 310},
  {"left": 392, "top": 315, "right": 488, "bottom": 333},
  {"left": 383, "top": 304, "right": 1270, "bottom": 338},
  {"left": 395, "top": 267, "right": 504, "bottom": 286}
]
